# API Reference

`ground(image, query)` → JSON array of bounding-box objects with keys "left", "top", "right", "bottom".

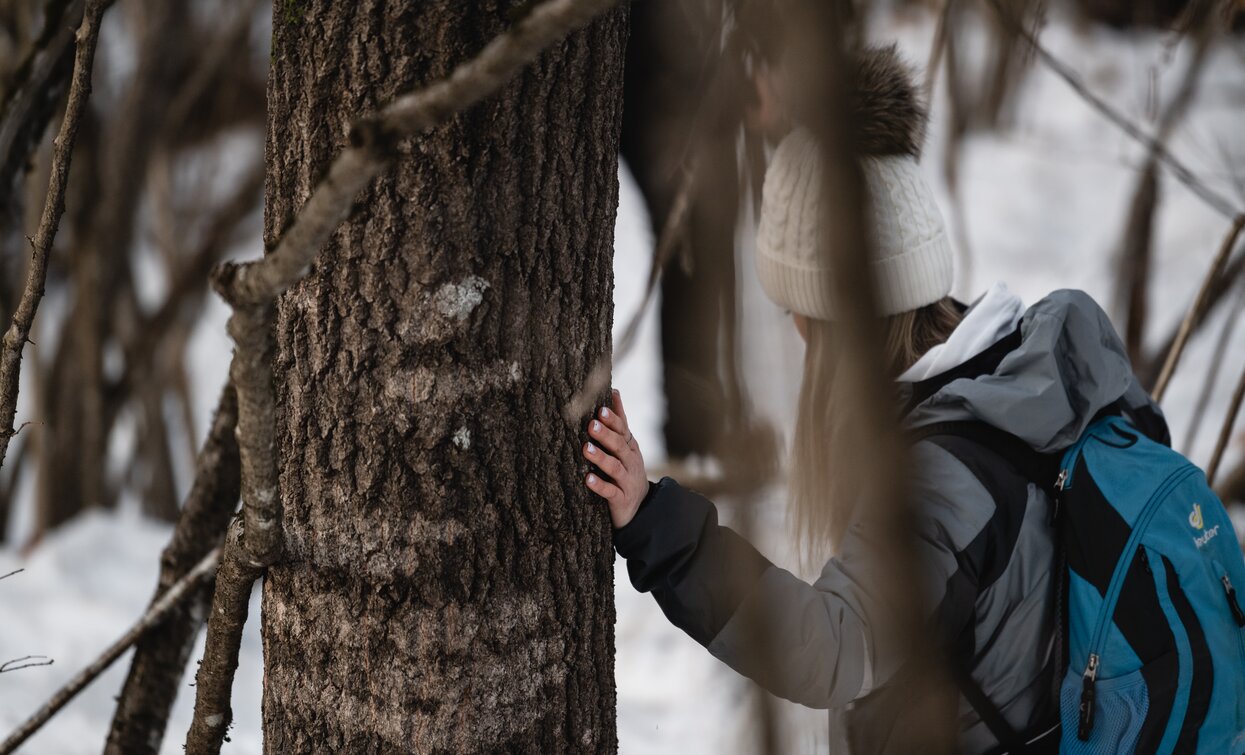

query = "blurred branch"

[
  {"left": 1215, "top": 458, "right": 1245, "bottom": 504},
  {"left": 923, "top": 0, "right": 953, "bottom": 103},
  {"left": 1147, "top": 247, "right": 1245, "bottom": 389},
  {"left": 1115, "top": 5, "right": 1216, "bottom": 366},
  {"left": 615, "top": 162, "right": 697, "bottom": 359},
  {"left": 0, "top": 568, "right": 21, "bottom": 580},
  {"left": 1152, "top": 214, "right": 1245, "bottom": 402},
  {"left": 158, "top": 0, "right": 264, "bottom": 143},
  {"left": 108, "top": 161, "right": 264, "bottom": 423},
  {"left": 0, "top": 548, "right": 220, "bottom": 755},
  {"left": 0, "top": 0, "right": 111, "bottom": 470},
  {"left": 106, "top": 384, "right": 242, "bottom": 755},
  {"left": 0, "top": 0, "right": 84, "bottom": 200},
  {"left": 988, "top": 0, "right": 1240, "bottom": 220},
  {"left": 1181, "top": 279, "right": 1244, "bottom": 455},
  {"left": 1207, "top": 355, "right": 1245, "bottom": 486}
]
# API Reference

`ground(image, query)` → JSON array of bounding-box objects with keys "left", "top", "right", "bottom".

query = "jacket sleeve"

[
  {"left": 612, "top": 477, "right": 772, "bottom": 646},
  {"left": 614, "top": 474, "right": 978, "bottom": 709}
]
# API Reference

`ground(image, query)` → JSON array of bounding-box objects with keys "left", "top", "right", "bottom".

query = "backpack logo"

[{"left": 1189, "top": 503, "right": 1204, "bottom": 530}]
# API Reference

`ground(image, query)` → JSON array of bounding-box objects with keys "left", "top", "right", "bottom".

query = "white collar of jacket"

[{"left": 898, "top": 281, "right": 1024, "bottom": 383}]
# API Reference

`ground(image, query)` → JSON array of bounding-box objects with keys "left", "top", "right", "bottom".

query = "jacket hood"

[{"left": 902, "top": 289, "right": 1150, "bottom": 454}]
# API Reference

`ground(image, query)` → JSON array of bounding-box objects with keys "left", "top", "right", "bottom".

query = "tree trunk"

[{"left": 261, "top": 3, "right": 625, "bottom": 752}]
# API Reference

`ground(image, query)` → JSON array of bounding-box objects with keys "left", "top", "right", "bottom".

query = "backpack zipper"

[
  {"left": 1073, "top": 463, "right": 1198, "bottom": 741},
  {"left": 1223, "top": 575, "right": 1245, "bottom": 627},
  {"left": 1077, "top": 653, "right": 1099, "bottom": 740}
]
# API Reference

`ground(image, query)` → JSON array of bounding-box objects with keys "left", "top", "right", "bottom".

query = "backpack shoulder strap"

[
  {"left": 910, "top": 420, "right": 1061, "bottom": 491},
  {"left": 909, "top": 420, "right": 1063, "bottom": 753}
]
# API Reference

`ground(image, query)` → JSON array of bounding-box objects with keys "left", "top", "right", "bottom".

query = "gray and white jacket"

[{"left": 613, "top": 289, "right": 1168, "bottom": 753}]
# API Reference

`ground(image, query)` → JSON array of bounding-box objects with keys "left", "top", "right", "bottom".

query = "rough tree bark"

[{"left": 261, "top": 2, "right": 625, "bottom": 752}]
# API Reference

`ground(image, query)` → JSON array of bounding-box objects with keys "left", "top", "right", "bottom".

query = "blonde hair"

[{"left": 790, "top": 297, "right": 962, "bottom": 555}]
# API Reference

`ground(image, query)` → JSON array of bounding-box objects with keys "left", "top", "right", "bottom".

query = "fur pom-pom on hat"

[
  {"left": 754, "top": 46, "right": 953, "bottom": 320},
  {"left": 850, "top": 44, "right": 928, "bottom": 158}
]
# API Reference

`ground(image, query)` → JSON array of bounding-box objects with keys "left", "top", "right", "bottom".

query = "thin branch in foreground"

[
  {"left": 0, "top": 656, "right": 53, "bottom": 673},
  {"left": 0, "top": 0, "right": 114, "bottom": 470},
  {"left": 0, "top": 568, "right": 22, "bottom": 581},
  {"left": 0, "top": 548, "right": 219, "bottom": 755},
  {"left": 1207, "top": 356, "right": 1245, "bottom": 487},
  {"left": 1152, "top": 214, "right": 1245, "bottom": 402}
]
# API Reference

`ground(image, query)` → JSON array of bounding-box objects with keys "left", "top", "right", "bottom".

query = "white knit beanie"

[{"left": 755, "top": 126, "right": 954, "bottom": 320}]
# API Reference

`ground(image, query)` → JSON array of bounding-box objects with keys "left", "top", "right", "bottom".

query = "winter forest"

[{"left": 1, "top": 0, "right": 1245, "bottom": 753}]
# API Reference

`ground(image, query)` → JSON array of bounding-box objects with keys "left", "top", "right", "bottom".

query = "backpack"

[{"left": 918, "top": 413, "right": 1245, "bottom": 754}]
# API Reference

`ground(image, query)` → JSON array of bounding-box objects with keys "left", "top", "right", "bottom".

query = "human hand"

[{"left": 582, "top": 390, "right": 648, "bottom": 529}]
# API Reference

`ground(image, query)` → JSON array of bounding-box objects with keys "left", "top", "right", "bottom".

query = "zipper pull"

[
  {"left": 1050, "top": 469, "right": 1069, "bottom": 524},
  {"left": 1223, "top": 575, "right": 1245, "bottom": 627},
  {"left": 1077, "top": 654, "right": 1098, "bottom": 741}
]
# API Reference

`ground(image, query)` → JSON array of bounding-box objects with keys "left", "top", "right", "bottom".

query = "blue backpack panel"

[{"left": 1057, "top": 415, "right": 1245, "bottom": 754}]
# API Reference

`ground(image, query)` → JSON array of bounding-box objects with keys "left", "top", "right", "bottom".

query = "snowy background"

[{"left": 3, "top": 6, "right": 1245, "bottom": 753}]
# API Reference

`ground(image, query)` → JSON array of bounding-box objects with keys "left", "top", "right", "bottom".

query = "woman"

[{"left": 581, "top": 48, "right": 1168, "bottom": 753}]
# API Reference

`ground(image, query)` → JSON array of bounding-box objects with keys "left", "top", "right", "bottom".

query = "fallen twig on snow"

[{"left": 0, "top": 548, "right": 219, "bottom": 755}]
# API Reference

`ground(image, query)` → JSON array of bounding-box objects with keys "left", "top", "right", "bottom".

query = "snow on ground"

[{"left": 3, "top": 8, "right": 1245, "bottom": 754}]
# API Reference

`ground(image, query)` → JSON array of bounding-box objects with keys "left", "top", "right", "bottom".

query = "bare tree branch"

[
  {"left": 1207, "top": 355, "right": 1245, "bottom": 487},
  {"left": 214, "top": 0, "right": 623, "bottom": 310},
  {"left": 0, "top": 656, "right": 52, "bottom": 673},
  {"left": 1152, "top": 214, "right": 1245, "bottom": 402},
  {"left": 183, "top": 521, "right": 259, "bottom": 755},
  {"left": 988, "top": 0, "right": 1239, "bottom": 220},
  {"left": 0, "top": 0, "right": 85, "bottom": 200},
  {"left": 0, "top": 548, "right": 219, "bottom": 755},
  {"left": 0, "top": 568, "right": 22, "bottom": 581},
  {"left": 1115, "top": 6, "right": 1216, "bottom": 367},
  {"left": 1215, "top": 457, "right": 1245, "bottom": 504},
  {"left": 106, "top": 384, "right": 242, "bottom": 755},
  {"left": 1182, "top": 279, "right": 1244, "bottom": 455},
  {"left": 0, "top": 0, "right": 113, "bottom": 470}
]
